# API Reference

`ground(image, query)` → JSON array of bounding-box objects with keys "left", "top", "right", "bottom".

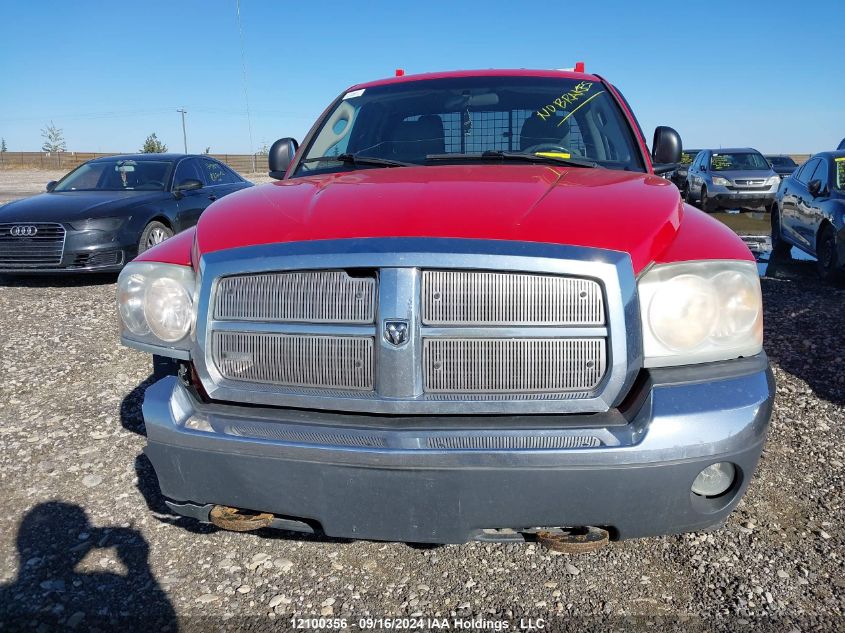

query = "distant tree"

[
  {"left": 257, "top": 143, "right": 270, "bottom": 155},
  {"left": 204, "top": 146, "right": 211, "bottom": 154},
  {"left": 40, "top": 121, "right": 66, "bottom": 153},
  {"left": 0, "top": 138, "right": 7, "bottom": 153},
  {"left": 140, "top": 133, "right": 168, "bottom": 153}
]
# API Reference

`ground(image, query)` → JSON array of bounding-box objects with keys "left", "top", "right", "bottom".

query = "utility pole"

[{"left": 177, "top": 108, "right": 188, "bottom": 153}]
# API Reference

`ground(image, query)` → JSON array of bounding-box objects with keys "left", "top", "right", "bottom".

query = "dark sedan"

[
  {"left": 668, "top": 148, "right": 701, "bottom": 196},
  {"left": 771, "top": 151, "right": 845, "bottom": 282},
  {"left": 765, "top": 154, "right": 799, "bottom": 179},
  {"left": 0, "top": 154, "right": 251, "bottom": 273}
]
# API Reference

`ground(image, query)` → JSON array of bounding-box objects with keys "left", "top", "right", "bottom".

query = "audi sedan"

[{"left": 0, "top": 154, "right": 251, "bottom": 273}]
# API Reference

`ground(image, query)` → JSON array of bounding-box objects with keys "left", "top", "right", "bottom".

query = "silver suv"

[{"left": 685, "top": 148, "right": 780, "bottom": 212}]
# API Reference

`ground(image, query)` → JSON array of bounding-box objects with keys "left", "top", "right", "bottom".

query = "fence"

[
  {"left": 0, "top": 151, "right": 267, "bottom": 174},
  {"left": 0, "top": 151, "right": 815, "bottom": 174}
]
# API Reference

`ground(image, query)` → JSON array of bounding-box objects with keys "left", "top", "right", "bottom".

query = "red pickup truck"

[{"left": 118, "top": 68, "right": 774, "bottom": 547}]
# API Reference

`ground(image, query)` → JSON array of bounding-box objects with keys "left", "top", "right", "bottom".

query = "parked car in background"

[
  {"left": 119, "top": 67, "right": 773, "bottom": 546},
  {"left": 0, "top": 154, "right": 251, "bottom": 273},
  {"left": 669, "top": 148, "right": 701, "bottom": 196},
  {"left": 771, "top": 150, "right": 845, "bottom": 282},
  {"left": 685, "top": 148, "right": 779, "bottom": 212},
  {"left": 765, "top": 154, "right": 799, "bottom": 179}
]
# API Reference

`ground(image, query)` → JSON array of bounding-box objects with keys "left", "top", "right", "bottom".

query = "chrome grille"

[
  {"left": 213, "top": 331, "right": 374, "bottom": 390},
  {"left": 0, "top": 222, "right": 65, "bottom": 268},
  {"left": 422, "top": 270, "right": 604, "bottom": 325},
  {"left": 423, "top": 338, "right": 606, "bottom": 393},
  {"left": 215, "top": 270, "right": 375, "bottom": 323}
]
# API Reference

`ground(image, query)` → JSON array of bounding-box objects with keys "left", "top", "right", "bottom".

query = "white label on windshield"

[{"left": 344, "top": 88, "right": 365, "bottom": 100}]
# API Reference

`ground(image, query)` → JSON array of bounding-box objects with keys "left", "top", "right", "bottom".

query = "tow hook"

[
  {"left": 535, "top": 526, "right": 609, "bottom": 553},
  {"left": 209, "top": 505, "right": 274, "bottom": 532}
]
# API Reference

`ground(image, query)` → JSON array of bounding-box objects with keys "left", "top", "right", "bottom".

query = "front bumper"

[
  {"left": 143, "top": 354, "right": 774, "bottom": 544},
  {"left": 710, "top": 189, "right": 776, "bottom": 209}
]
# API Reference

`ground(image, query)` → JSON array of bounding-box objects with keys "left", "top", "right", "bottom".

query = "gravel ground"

[{"left": 0, "top": 199, "right": 843, "bottom": 630}]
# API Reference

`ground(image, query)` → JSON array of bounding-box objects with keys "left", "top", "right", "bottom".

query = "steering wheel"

[{"left": 523, "top": 143, "right": 583, "bottom": 158}]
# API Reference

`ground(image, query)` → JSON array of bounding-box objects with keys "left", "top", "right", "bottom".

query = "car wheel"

[
  {"left": 816, "top": 225, "right": 844, "bottom": 284},
  {"left": 681, "top": 183, "right": 690, "bottom": 201},
  {"left": 770, "top": 203, "right": 791, "bottom": 259},
  {"left": 699, "top": 186, "right": 712, "bottom": 212},
  {"left": 138, "top": 221, "right": 173, "bottom": 254}
]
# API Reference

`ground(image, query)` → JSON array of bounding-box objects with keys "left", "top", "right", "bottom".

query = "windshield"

[
  {"left": 767, "top": 156, "right": 797, "bottom": 167},
  {"left": 680, "top": 151, "right": 699, "bottom": 165},
  {"left": 836, "top": 157, "right": 845, "bottom": 190},
  {"left": 54, "top": 159, "right": 174, "bottom": 192},
  {"left": 710, "top": 152, "right": 771, "bottom": 171},
  {"left": 294, "top": 76, "right": 644, "bottom": 176}
]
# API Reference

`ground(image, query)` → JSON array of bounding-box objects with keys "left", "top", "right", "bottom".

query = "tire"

[
  {"left": 138, "top": 221, "right": 173, "bottom": 254},
  {"left": 816, "top": 225, "right": 845, "bottom": 284},
  {"left": 681, "top": 183, "right": 690, "bottom": 202},
  {"left": 699, "top": 186, "right": 713, "bottom": 212},
  {"left": 770, "top": 203, "right": 791, "bottom": 259}
]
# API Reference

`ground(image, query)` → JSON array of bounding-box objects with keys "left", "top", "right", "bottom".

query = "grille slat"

[
  {"left": 422, "top": 270, "right": 604, "bottom": 325},
  {"left": 0, "top": 222, "right": 65, "bottom": 267},
  {"left": 423, "top": 338, "right": 605, "bottom": 393},
  {"left": 213, "top": 331, "right": 374, "bottom": 391},
  {"left": 215, "top": 270, "right": 375, "bottom": 323}
]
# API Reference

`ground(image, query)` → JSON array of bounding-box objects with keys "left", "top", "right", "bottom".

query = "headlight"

[
  {"left": 711, "top": 176, "right": 731, "bottom": 186},
  {"left": 638, "top": 260, "right": 762, "bottom": 367},
  {"left": 117, "top": 262, "right": 195, "bottom": 350},
  {"left": 69, "top": 217, "right": 128, "bottom": 231},
  {"left": 766, "top": 176, "right": 780, "bottom": 186}
]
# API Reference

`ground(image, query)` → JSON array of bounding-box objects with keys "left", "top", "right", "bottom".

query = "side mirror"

[
  {"left": 808, "top": 179, "right": 822, "bottom": 197},
  {"left": 269, "top": 137, "right": 299, "bottom": 180},
  {"left": 174, "top": 178, "right": 203, "bottom": 193},
  {"left": 46, "top": 181, "right": 57, "bottom": 192},
  {"left": 651, "top": 126, "right": 682, "bottom": 174}
]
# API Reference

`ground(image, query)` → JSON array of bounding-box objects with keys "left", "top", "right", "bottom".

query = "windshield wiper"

[
  {"left": 425, "top": 150, "right": 598, "bottom": 168},
  {"left": 300, "top": 153, "right": 411, "bottom": 168}
]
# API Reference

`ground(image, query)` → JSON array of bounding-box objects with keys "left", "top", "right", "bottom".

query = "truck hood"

[
  {"left": 0, "top": 190, "right": 163, "bottom": 223},
  {"left": 195, "top": 165, "right": 684, "bottom": 273}
]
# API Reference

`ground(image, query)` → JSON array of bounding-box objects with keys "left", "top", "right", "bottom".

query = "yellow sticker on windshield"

[{"left": 535, "top": 151, "right": 571, "bottom": 160}]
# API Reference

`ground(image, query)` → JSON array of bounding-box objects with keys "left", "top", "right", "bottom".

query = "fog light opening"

[
  {"left": 691, "top": 462, "right": 736, "bottom": 498},
  {"left": 184, "top": 415, "right": 213, "bottom": 433}
]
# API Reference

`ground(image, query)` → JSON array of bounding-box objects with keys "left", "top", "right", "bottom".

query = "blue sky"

[{"left": 1, "top": 1, "right": 842, "bottom": 155}]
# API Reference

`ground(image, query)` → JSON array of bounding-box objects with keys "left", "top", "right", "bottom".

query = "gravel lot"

[{"left": 0, "top": 174, "right": 843, "bottom": 631}]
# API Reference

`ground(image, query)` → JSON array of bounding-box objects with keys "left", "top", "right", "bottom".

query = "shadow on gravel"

[
  {"left": 120, "top": 374, "right": 157, "bottom": 436},
  {"left": 0, "top": 272, "right": 118, "bottom": 287},
  {"left": 762, "top": 255, "right": 845, "bottom": 405},
  {"left": 0, "top": 501, "right": 177, "bottom": 630}
]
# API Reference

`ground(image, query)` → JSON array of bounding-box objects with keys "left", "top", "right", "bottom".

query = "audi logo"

[{"left": 10, "top": 225, "right": 38, "bottom": 237}]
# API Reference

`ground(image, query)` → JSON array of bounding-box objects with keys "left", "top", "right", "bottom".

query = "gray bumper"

[{"left": 142, "top": 355, "right": 774, "bottom": 543}]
